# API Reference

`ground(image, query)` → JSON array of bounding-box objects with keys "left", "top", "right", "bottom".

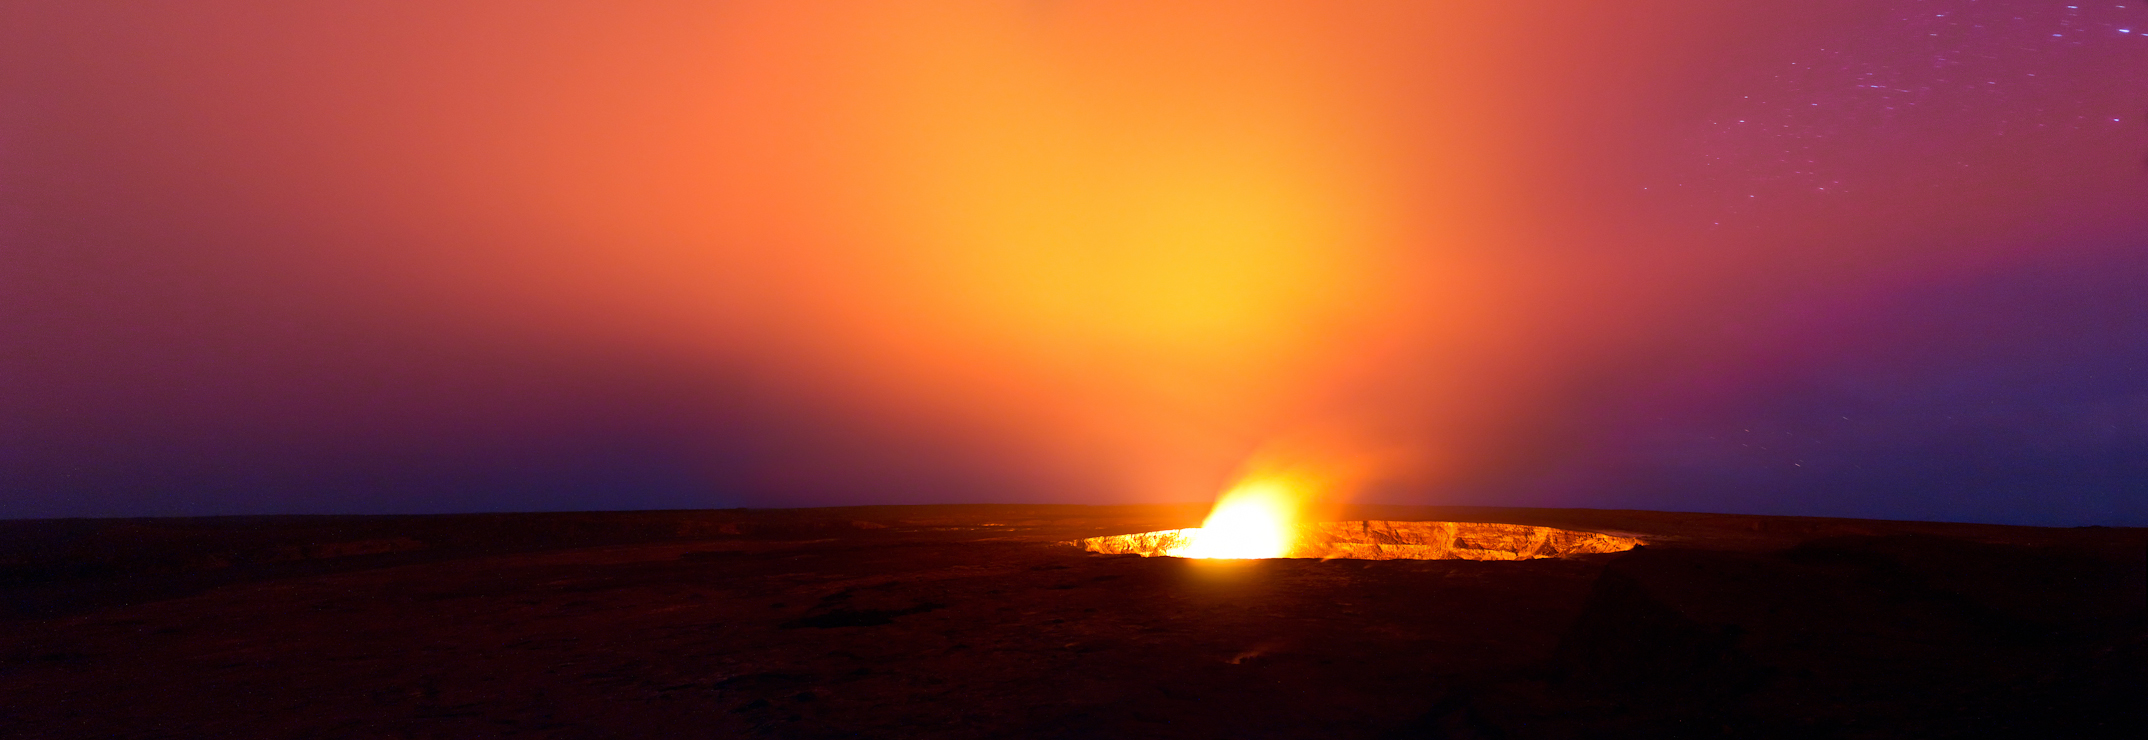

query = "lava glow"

[
  {"left": 5, "top": 2, "right": 2143, "bottom": 523},
  {"left": 1169, "top": 479, "right": 1304, "bottom": 559}
]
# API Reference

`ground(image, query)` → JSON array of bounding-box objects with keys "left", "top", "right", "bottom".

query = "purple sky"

[{"left": 3, "top": 1, "right": 2144, "bottom": 523}]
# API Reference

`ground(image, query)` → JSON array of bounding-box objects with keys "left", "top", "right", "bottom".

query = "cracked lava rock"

[{"left": 1078, "top": 520, "right": 1644, "bottom": 560}]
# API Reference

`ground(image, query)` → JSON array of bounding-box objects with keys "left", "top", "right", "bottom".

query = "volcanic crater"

[
  {"left": 1079, "top": 520, "right": 1644, "bottom": 560},
  {"left": 1, "top": 504, "right": 2140, "bottom": 739}
]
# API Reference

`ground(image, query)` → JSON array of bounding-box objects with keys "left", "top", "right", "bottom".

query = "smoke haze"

[{"left": 4, "top": 1, "right": 2143, "bottom": 523}]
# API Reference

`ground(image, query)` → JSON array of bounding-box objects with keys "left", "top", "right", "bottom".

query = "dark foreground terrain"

[{"left": 2, "top": 505, "right": 2141, "bottom": 739}]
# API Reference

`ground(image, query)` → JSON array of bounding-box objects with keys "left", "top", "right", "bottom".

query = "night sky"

[{"left": 4, "top": 1, "right": 2144, "bottom": 523}]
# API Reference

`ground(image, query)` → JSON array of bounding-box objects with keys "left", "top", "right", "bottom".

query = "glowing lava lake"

[{"left": 1078, "top": 520, "right": 1642, "bottom": 561}]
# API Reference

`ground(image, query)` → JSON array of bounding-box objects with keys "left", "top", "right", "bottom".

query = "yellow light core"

[{"left": 1169, "top": 480, "right": 1301, "bottom": 559}]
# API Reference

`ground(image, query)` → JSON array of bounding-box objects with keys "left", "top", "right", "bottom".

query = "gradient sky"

[{"left": 3, "top": 1, "right": 2143, "bottom": 524}]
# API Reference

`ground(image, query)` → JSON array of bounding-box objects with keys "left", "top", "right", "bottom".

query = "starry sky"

[{"left": 3, "top": 1, "right": 2144, "bottom": 523}]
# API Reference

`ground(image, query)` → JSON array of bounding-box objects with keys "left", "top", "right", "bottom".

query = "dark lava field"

[{"left": 2, "top": 505, "right": 2141, "bottom": 739}]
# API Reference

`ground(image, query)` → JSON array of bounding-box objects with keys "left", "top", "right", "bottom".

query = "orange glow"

[
  {"left": 10, "top": 1, "right": 2142, "bottom": 520},
  {"left": 8, "top": 1, "right": 1653, "bottom": 503},
  {"left": 1166, "top": 442, "right": 1379, "bottom": 558},
  {"left": 1170, "top": 478, "right": 1305, "bottom": 559},
  {"left": 432, "top": 0, "right": 1466, "bottom": 499},
  {"left": 1083, "top": 520, "right": 1643, "bottom": 560}
]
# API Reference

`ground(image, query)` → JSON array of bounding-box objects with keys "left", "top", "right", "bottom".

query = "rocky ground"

[{"left": 1, "top": 504, "right": 2141, "bottom": 738}]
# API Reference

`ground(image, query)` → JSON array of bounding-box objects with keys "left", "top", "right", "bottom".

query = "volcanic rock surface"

[
  {"left": 0, "top": 504, "right": 2141, "bottom": 739},
  {"left": 1079, "top": 520, "right": 1643, "bottom": 560}
]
